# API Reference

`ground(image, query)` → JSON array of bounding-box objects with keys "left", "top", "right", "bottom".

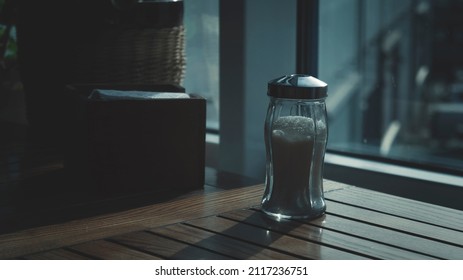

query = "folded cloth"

[{"left": 89, "top": 89, "right": 190, "bottom": 100}]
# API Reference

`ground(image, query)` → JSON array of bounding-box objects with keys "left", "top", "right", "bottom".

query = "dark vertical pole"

[
  {"left": 219, "top": 0, "right": 246, "bottom": 174},
  {"left": 296, "top": 0, "right": 319, "bottom": 76}
]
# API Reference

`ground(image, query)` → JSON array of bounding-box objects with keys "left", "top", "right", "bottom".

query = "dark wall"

[{"left": 16, "top": 0, "right": 111, "bottom": 147}]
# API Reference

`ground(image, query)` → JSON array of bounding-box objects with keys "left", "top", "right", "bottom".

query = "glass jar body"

[{"left": 262, "top": 97, "right": 328, "bottom": 220}]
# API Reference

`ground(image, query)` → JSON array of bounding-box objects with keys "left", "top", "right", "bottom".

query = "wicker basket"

[
  {"left": 80, "top": 25, "right": 185, "bottom": 86},
  {"left": 71, "top": 0, "right": 186, "bottom": 86}
]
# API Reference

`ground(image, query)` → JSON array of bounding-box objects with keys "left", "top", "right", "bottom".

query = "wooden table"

[
  {"left": 1, "top": 126, "right": 462, "bottom": 259},
  {"left": 1, "top": 176, "right": 462, "bottom": 259}
]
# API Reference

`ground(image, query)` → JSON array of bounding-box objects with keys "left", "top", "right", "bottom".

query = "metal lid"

[{"left": 267, "top": 74, "right": 328, "bottom": 99}]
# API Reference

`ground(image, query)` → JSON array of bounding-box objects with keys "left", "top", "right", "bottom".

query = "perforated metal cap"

[{"left": 268, "top": 74, "right": 328, "bottom": 99}]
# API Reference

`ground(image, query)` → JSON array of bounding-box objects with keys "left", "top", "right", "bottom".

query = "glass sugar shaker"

[{"left": 262, "top": 74, "right": 328, "bottom": 220}]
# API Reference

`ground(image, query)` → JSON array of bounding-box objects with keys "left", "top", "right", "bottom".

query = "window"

[
  {"left": 318, "top": 0, "right": 463, "bottom": 208},
  {"left": 216, "top": 0, "right": 462, "bottom": 209},
  {"left": 184, "top": 0, "right": 219, "bottom": 131},
  {"left": 320, "top": 0, "right": 463, "bottom": 175}
]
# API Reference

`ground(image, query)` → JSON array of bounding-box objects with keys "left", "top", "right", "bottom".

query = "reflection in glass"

[{"left": 320, "top": 0, "right": 463, "bottom": 173}]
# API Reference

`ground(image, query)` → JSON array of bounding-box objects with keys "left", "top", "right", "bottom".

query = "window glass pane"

[
  {"left": 320, "top": 0, "right": 463, "bottom": 174},
  {"left": 184, "top": 0, "right": 219, "bottom": 131}
]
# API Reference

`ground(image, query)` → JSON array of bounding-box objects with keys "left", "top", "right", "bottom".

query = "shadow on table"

[{"left": 170, "top": 211, "right": 324, "bottom": 259}]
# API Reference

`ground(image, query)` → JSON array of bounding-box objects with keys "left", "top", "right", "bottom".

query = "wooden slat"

[
  {"left": 149, "top": 223, "right": 298, "bottom": 260},
  {"left": 70, "top": 240, "right": 161, "bottom": 260},
  {"left": 0, "top": 184, "right": 264, "bottom": 259},
  {"left": 303, "top": 210, "right": 463, "bottom": 259},
  {"left": 221, "top": 209, "right": 436, "bottom": 259},
  {"left": 323, "top": 180, "right": 352, "bottom": 192},
  {"left": 326, "top": 186, "right": 463, "bottom": 231},
  {"left": 110, "top": 231, "right": 231, "bottom": 260},
  {"left": 316, "top": 210, "right": 453, "bottom": 259},
  {"left": 23, "top": 248, "right": 90, "bottom": 260},
  {"left": 184, "top": 215, "right": 369, "bottom": 260},
  {"left": 326, "top": 200, "right": 463, "bottom": 247}
]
